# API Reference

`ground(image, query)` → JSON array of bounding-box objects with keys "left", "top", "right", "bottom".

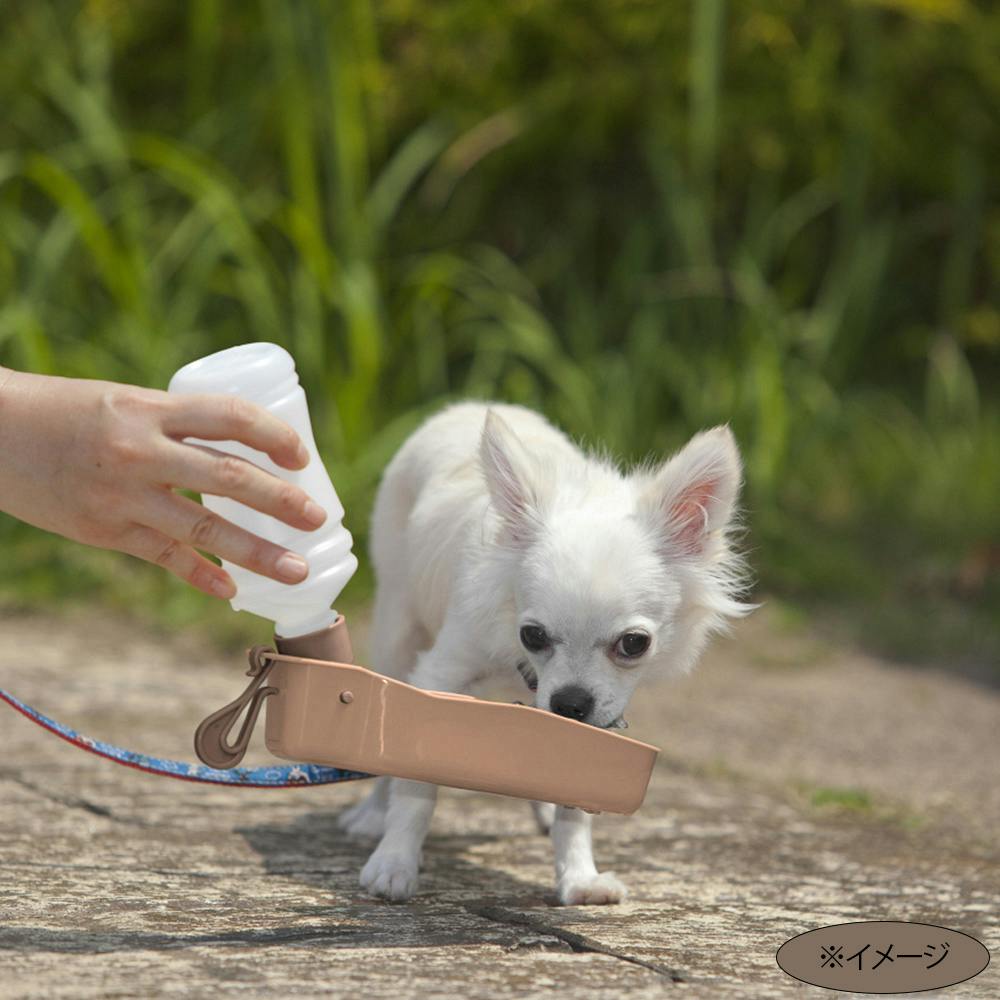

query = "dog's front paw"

[
  {"left": 360, "top": 849, "right": 420, "bottom": 902},
  {"left": 557, "top": 871, "right": 628, "bottom": 906}
]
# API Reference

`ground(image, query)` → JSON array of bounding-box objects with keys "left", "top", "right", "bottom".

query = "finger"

[
  {"left": 119, "top": 525, "right": 237, "bottom": 599},
  {"left": 163, "top": 393, "right": 309, "bottom": 470},
  {"left": 143, "top": 491, "right": 311, "bottom": 586},
  {"left": 157, "top": 440, "right": 327, "bottom": 531}
]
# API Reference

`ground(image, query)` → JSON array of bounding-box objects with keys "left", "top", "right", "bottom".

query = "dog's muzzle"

[{"left": 515, "top": 662, "right": 628, "bottom": 730}]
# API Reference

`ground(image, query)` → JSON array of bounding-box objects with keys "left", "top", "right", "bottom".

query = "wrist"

[{"left": 0, "top": 368, "right": 68, "bottom": 526}]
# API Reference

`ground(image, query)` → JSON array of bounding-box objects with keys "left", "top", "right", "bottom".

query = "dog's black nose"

[{"left": 550, "top": 685, "right": 594, "bottom": 722}]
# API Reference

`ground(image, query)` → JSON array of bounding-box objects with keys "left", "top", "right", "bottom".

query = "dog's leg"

[
  {"left": 551, "top": 806, "right": 627, "bottom": 905},
  {"left": 359, "top": 776, "right": 437, "bottom": 902},
  {"left": 338, "top": 775, "right": 392, "bottom": 839},
  {"left": 531, "top": 801, "right": 556, "bottom": 834},
  {"left": 359, "top": 628, "right": 483, "bottom": 902}
]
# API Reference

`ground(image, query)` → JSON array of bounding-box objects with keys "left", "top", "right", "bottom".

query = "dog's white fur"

[{"left": 340, "top": 402, "right": 751, "bottom": 904}]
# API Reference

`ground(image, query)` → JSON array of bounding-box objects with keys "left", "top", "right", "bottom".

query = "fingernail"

[
  {"left": 211, "top": 576, "right": 236, "bottom": 599},
  {"left": 296, "top": 442, "right": 310, "bottom": 468},
  {"left": 303, "top": 500, "right": 327, "bottom": 527},
  {"left": 276, "top": 552, "right": 309, "bottom": 583}
]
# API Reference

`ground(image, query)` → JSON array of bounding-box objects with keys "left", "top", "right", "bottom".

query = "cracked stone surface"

[{"left": 0, "top": 606, "right": 997, "bottom": 998}]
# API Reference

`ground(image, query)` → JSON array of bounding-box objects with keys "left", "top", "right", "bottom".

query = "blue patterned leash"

[{"left": 0, "top": 685, "right": 372, "bottom": 788}]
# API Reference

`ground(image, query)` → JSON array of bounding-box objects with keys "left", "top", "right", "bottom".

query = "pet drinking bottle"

[
  {"left": 168, "top": 343, "right": 357, "bottom": 641},
  {"left": 171, "top": 344, "right": 659, "bottom": 809}
]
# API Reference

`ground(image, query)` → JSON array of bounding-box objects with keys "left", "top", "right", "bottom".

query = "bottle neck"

[
  {"left": 274, "top": 613, "right": 353, "bottom": 663},
  {"left": 274, "top": 606, "right": 339, "bottom": 639}
]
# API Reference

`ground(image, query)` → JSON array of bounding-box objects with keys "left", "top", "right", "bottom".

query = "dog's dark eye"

[
  {"left": 616, "top": 632, "right": 650, "bottom": 659},
  {"left": 519, "top": 624, "right": 549, "bottom": 652}
]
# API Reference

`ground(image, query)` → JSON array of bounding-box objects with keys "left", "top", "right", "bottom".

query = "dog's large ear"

[
  {"left": 480, "top": 409, "right": 543, "bottom": 546},
  {"left": 638, "top": 426, "right": 742, "bottom": 558}
]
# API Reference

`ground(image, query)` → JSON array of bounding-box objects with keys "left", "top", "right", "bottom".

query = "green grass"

[
  {"left": 0, "top": 1, "right": 997, "bottom": 664},
  {"left": 809, "top": 787, "right": 873, "bottom": 812},
  {"left": 801, "top": 784, "right": 928, "bottom": 831}
]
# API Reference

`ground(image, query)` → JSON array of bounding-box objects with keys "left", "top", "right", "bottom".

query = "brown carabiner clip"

[{"left": 194, "top": 645, "right": 279, "bottom": 769}]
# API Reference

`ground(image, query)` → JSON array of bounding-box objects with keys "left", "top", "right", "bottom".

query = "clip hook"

[{"left": 194, "top": 645, "right": 279, "bottom": 769}]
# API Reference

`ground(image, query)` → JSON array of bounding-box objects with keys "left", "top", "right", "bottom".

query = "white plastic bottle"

[{"left": 168, "top": 342, "right": 357, "bottom": 639}]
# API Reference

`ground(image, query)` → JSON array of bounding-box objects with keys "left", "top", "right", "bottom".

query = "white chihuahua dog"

[{"left": 339, "top": 402, "right": 750, "bottom": 904}]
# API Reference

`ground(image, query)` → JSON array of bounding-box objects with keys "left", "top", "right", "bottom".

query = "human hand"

[{"left": 0, "top": 367, "right": 327, "bottom": 598}]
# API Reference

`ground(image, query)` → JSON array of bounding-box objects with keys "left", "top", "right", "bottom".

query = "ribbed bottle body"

[{"left": 168, "top": 343, "right": 357, "bottom": 637}]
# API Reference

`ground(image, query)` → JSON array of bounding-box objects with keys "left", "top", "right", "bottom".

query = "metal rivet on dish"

[{"left": 339, "top": 691, "right": 354, "bottom": 704}]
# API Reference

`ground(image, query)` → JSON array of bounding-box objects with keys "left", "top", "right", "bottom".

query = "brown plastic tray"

[
  {"left": 194, "top": 618, "right": 659, "bottom": 815},
  {"left": 262, "top": 654, "right": 658, "bottom": 814}
]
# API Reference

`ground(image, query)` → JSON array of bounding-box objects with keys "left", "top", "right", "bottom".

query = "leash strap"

[{"left": 0, "top": 686, "right": 373, "bottom": 788}]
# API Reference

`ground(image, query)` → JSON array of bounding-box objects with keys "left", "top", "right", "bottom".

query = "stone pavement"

[{"left": 0, "top": 607, "right": 997, "bottom": 998}]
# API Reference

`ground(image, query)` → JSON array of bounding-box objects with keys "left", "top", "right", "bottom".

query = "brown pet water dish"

[{"left": 195, "top": 616, "right": 659, "bottom": 815}]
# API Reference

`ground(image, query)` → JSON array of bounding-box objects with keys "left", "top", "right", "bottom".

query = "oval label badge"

[{"left": 777, "top": 920, "right": 990, "bottom": 994}]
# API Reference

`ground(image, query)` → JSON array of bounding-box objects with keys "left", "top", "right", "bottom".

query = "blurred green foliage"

[{"left": 0, "top": 0, "right": 997, "bottom": 661}]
